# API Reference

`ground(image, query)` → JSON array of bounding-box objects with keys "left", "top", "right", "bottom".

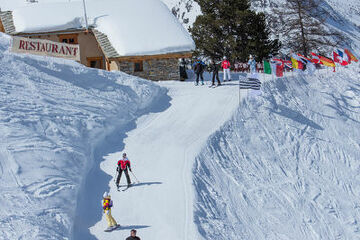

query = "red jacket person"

[{"left": 116, "top": 153, "right": 132, "bottom": 188}]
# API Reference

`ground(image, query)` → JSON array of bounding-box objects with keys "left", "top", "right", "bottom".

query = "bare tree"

[{"left": 273, "top": 0, "right": 342, "bottom": 56}]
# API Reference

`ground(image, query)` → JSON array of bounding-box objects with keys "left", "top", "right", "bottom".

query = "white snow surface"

[
  {"left": 0, "top": 0, "right": 200, "bottom": 31},
  {"left": 193, "top": 67, "right": 360, "bottom": 239},
  {"left": 9, "top": 0, "right": 195, "bottom": 56},
  {"left": 0, "top": 32, "right": 165, "bottom": 240},
  {"left": 88, "top": 76, "right": 242, "bottom": 239}
]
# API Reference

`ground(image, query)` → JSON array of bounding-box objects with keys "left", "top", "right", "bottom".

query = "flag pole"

[
  {"left": 239, "top": 74, "right": 241, "bottom": 106},
  {"left": 262, "top": 59, "right": 266, "bottom": 83},
  {"left": 82, "top": 0, "right": 89, "bottom": 31}
]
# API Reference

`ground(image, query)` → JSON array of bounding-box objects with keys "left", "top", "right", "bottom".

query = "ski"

[
  {"left": 117, "top": 183, "right": 134, "bottom": 191},
  {"left": 104, "top": 224, "right": 121, "bottom": 232}
]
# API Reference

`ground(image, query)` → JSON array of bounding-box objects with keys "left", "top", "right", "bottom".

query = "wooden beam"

[
  {"left": 109, "top": 52, "right": 193, "bottom": 62},
  {"left": 15, "top": 29, "right": 87, "bottom": 37},
  {"left": 0, "top": 20, "right": 5, "bottom": 33}
]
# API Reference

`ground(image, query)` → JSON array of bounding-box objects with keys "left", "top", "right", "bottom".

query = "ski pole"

[
  {"left": 130, "top": 171, "right": 140, "bottom": 183},
  {"left": 114, "top": 169, "right": 118, "bottom": 183}
]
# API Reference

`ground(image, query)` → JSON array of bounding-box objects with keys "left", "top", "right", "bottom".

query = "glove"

[
  {"left": 129, "top": 168, "right": 132, "bottom": 172},
  {"left": 116, "top": 166, "right": 119, "bottom": 172}
]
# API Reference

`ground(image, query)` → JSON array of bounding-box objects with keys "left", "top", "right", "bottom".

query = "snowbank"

[
  {"left": 9, "top": 0, "right": 195, "bottom": 56},
  {"left": 193, "top": 66, "right": 360, "bottom": 239},
  {"left": 0, "top": 32, "right": 166, "bottom": 240}
]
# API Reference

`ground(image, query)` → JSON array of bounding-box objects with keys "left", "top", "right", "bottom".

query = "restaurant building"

[{"left": 0, "top": 0, "right": 194, "bottom": 80}]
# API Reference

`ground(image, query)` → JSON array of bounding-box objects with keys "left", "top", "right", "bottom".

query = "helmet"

[
  {"left": 103, "top": 191, "right": 109, "bottom": 198},
  {"left": 123, "top": 153, "right": 127, "bottom": 157},
  {"left": 249, "top": 55, "right": 253, "bottom": 59},
  {"left": 223, "top": 56, "right": 227, "bottom": 60}
]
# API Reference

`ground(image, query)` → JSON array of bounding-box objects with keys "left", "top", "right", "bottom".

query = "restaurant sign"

[{"left": 11, "top": 36, "right": 80, "bottom": 61}]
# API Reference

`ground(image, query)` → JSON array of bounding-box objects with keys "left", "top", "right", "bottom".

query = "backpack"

[
  {"left": 194, "top": 62, "right": 205, "bottom": 73},
  {"left": 103, "top": 198, "right": 113, "bottom": 211}
]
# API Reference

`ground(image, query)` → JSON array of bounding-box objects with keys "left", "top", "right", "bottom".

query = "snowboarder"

[
  {"left": 116, "top": 153, "right": 132, "bottom": 189},
  {"left": 102, "top": 192, "right": 119, "bottom": 232},
  {"left": 209, "top": 59, "right": 221, "bottom": 87},
  {"left": 221, "top": 56, "right": 231, "bottom": 81},
  {"left": 126, "top": 229, "right": 141, "bottom": 240},
  {"left": 193, "top": 59, "right": 206, "bottom": 85},
  {"left": 248, "top": 55, "right": 256, "bottom": 74}
]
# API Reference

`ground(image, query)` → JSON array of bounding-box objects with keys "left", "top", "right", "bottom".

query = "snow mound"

[
  {"left": 10, "top": 0, "right": 195, "bottom": 56},
  {"left": 0, "top": 32, "right": 166, "bottom": 240},
  {"left": 193, "top": 66, "right": 360, "bottom": 239}
]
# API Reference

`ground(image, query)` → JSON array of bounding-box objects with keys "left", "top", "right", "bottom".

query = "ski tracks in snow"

[
  {"left": 193, "top": 68, "right": 360, "bottom": 239},
  {"left": 92, "top": 80, "right": 241, "bottom": 239}
]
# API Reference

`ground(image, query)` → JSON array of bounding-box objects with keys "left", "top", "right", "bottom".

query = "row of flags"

[{"left": 263, "top": 48, "right": 358, "bottom": 77}]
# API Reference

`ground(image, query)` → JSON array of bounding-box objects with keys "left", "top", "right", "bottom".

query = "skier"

[
  {"left": 126, "top": 229, "right": 141, "bottom": 240},
  {"left": 116, "top": 153, "right": 132, "bottom": 189},
  {"left": 248, "top": 55, "right": 256, "bottom": 73},
  {"left": 209, "top": 59, "right": 221, "bottom": 87},
  {"left": 193, "top": 59, "right": 206, "bottom": 85},
  {"left": 221, "top": 56, "right": 231, "bottom": 81},
  {"left": 102, "top": 192, "right": 119, "bottom": 232}
]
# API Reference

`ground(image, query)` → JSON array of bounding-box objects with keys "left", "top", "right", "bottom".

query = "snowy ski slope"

[
  {"left": 0, "top": 0, "right": 359, "bottom": 239},
  {"left": 0, "top": 33, "right": 165, "bottom": 239},
  {"left": 194, "top": 67, "right": 360, "bottom": 239},
  {"left": 88, "top": 78, "right": 243, "bottom": 239}
]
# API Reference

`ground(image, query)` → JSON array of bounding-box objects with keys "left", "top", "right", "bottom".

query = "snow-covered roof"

[{"left": 3, "top": 0, "right": 195, "bottom": 57}]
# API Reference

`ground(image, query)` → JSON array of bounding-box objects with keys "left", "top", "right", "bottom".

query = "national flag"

[
  {"left": 239, "top": 76, "right": 261, "bottom": 90},
  {"left": 283, "top": 60, "right": 292, "bottom": 68},
  {"left": 298, "top": 54, "right": 316, "bottom": 75},
  {"left": 276, "top": 64, "right": 284, "bottom": 77},
  {"left": 272, "top": 58, "right": 284, "bottom": 77},
  {"left": 291, "top": 57, "right": 303, "bottom": 70},
  {"left": 345, "top": 49, "right": 358, "bottom": 63},
  {"left": 272, "top": 58, "right": 284, "bottom": 66},
  {"left": 310, "top": 52, "right": 322, "bottom": 64},
  {"left": 312, "top": 52, "right": 335, "bottom": 67},
  {"left": 263, "top": 60, "right": 272, "bottom": 74},
  {"left": 334, "top": 49, "right": 349, "bottom": 66},
  {"left": 297, "top": 54, "right": 312, "bottom": 63},
  {"left": 333, "top": 51, "right": 348, "bottom": 66},
  {"left": 319, "top": 55, "right": 336, "bottom": 67}
]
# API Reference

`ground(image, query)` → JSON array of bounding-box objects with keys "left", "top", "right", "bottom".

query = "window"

[
  {"left": 134, "top": 61, "right": 143, "bottom": 72},
  {"left": 59, "top": 34, "right": 78, "bottom": 44},
  {"left": 87, "top": 57, "right": 103, "bottom": 69}
]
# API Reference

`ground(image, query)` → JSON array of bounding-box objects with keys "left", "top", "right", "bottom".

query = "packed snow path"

[{"left": 90, "top": 80, "right": 242, "bottom": 239}]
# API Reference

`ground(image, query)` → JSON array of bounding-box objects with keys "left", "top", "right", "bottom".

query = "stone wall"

[{"left": 116, "top": 58, "right": 180, "bottom": 81}]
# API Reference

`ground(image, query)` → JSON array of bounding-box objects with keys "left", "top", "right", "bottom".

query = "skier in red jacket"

[
  {"left": 116, "top": 153, "right": 132, "bottom": 189},
  {"left": 221, "top": 56, "right": 231, "bottom": 81}
]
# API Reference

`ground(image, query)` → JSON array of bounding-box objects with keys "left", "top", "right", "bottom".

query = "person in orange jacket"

[{"left": 221, "top": 56, "right": 231, "bottom": 81}]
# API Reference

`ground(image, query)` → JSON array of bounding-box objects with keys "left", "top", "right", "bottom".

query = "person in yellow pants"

[{"left": 103, "top": 192, "right": 119, "bottom": 232}]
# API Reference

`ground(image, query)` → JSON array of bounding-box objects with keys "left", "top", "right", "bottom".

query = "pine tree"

[
  {"left": 190, "top": 0, "right": 280, "bottom": 62},
  {"left": 273, "top": 0, "right": 342, "bottom": 56}
]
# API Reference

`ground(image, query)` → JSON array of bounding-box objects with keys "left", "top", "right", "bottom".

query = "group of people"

[
  {"left": 193, "top": 56, "right": 232, "bottom": 86},
  {"left": 101, "top": 152, "right": 141, "bottom": 239},
  {"left": 234, "top": 61, "right": 263, "bottom": 73},
  {"left": 192, "top": 55, "right": 257, "bottom": 86}
]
